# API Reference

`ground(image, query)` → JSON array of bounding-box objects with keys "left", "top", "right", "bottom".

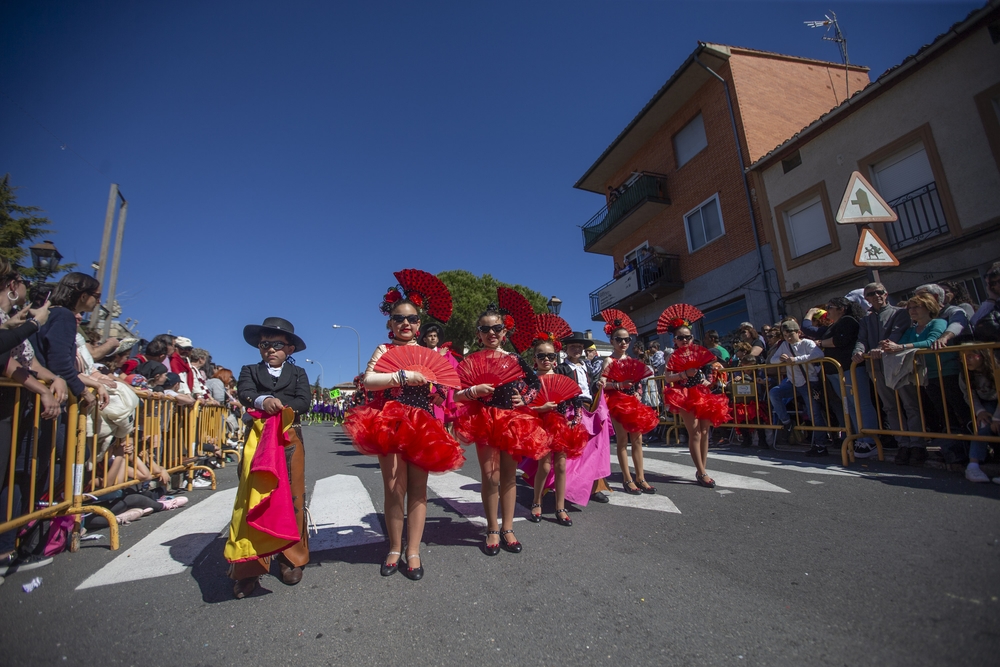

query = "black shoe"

[
  {"left": 805, "top": 445, "right": 828, "bottom": 457},
  {"left": 740, "top": 431, "right": 753, "bottom": 448},
  {"left": 590, "top": 491, "right": 610, "bottom": 504},
  {"left": 622, "top": 480, "right": 642, "bottom": 495},
  {"left": 635, "top": 479, "right": 656, "bottom": 494},
  {"left": 774, "top": 423, "right": 792, "bottom": 448},
  {"left": 894, "top": 447, "right": 912, "bottom": 465},
  {"left": 555, "top": 509, "right": 572, "bottom": 527},
  {"left": 499, "top": 529, "right": 522, "bottom": 554},
  {"left": 402, "top": 555, "right": 424, "bottom": 581},
  {"left": 380, "top": 551, "right": 401, "bottom": 577},
  {"left": 910, "top": 447, "right": 928, "bottom": 465},
  {"left": 527, "top": 503, "right": 542, "bottom": 523},
  {"left": 484, "top": 530, "right": 500, "bottom": 557}
]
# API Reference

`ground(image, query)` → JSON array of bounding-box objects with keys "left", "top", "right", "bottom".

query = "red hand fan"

[
  {"left": 666, "top": 344, "right": 717, "bottom": 373},
  {"left": 394, "top": 269, "right": 453, "bottom": 323},
  {"left": 531, "top": 374, "right": 582, "bottom": 406},
  {"left": 533, "top": 314, "right": 571, "bottom": 342},
  {"left": 603, "top": 357, "right": 652, "bottom": 383},
  {"left": 656, "top": 303, "right": 704, "bottom": 334},
  {"left": 497, "top": 286, "right": 537, "bottom": 353},
  {"left": 458, "top": 350, "right": 525, "bottom": 389},
  {"left": 600, "top": 308, "right": 637, "bottom": 336},
  {"left": 373, "top": 345, "right": 462, "bottom": 388}
]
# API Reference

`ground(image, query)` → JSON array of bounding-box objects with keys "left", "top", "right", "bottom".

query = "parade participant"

[
  {"left": 418, "top": 322, "right": 459, "bottom": 425},
  {"left": 658, "top": 304, "right": 731, "bottom": 488},
  {"left": 344, "top": 271, "right": 463, "bottom": 580},
  {"left": 225, "top": 317, "right": 311, "bottom": 599},
  {"left": 599, "top": 309, "right": 659, "bottom": 495},
  {"left": 454, "top": 292, "right": 546, "bottom": 556},
  {"left": 524, "top": 317, "right": 587, "bottom": 526}
]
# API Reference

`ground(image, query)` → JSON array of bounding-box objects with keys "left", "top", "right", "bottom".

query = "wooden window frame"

[
  {"left": 974, "top": 81, "right": 1000, "bottom": 176},
  {"left": 772, "top": 181, "right": 840, "bottom": 269}
]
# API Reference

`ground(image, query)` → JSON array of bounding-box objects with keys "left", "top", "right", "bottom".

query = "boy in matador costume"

[{"left": 225, "top": 317, "right": 311, "bottom": 599}]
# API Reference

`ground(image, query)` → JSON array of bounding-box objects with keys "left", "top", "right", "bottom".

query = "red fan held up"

[
  {"left": 530, "top": 374, "right": 582, "bottom": 406},
  {"left": 600, "top": 308, "right": 637, "bottom": 337},
  {"left": 603, "top": 357, "right": 652, "bottom": 384},
  {"left": 497, "top": 287, "right": 537, "bottom": 353},
  {"left": 665, "top": 345, "right": 717, "bottom": 373},
  {"left": 533, "top": 313, "right": 571, "bottom": 352},
  {"left": 373, "top": 345, "right": 461, "bottom": 388},
  {"left": 657, "top": 304, "right": 704, "bottom": 334},
  {"left": 458, "top": 350, "right": 525, "bottom": 389},
  {"left": 393, "top": 269, "right": 453, "bottom": 323}
]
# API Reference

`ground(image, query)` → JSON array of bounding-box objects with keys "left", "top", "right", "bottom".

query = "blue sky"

[{"left": 1, "top": 1, "right": 979, "bottom": 385}]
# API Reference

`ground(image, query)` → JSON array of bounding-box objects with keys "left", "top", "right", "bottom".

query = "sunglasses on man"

[
  {"left": 865, "top": 289, "right": 887, "bottom": 298},
  {"left": 390, "top": 314, "right": 420, "bottom": 324},
  {"left": 534, "top": 352, "right": 558, "bottom": 361},
  {"left": 477, "top": 324, "right": 505, "bottom": 334}
]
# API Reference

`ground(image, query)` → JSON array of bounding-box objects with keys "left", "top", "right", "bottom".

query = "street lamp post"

[
  {"left": 331, "top": 324, "right": 361, "bottom": 376},
  {"left": 304, "top": 359, "right": 325, "bottom": 387},
  {"left": 29, "top": 240, "right": 63, "bottom": 284},
  {"left": 547, "top": 295, "right": 562, "bottom": 315}
]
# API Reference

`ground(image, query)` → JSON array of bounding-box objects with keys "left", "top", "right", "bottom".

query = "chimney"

[{"left": 584, "top": 330, "right": 593, "bottom": 339}]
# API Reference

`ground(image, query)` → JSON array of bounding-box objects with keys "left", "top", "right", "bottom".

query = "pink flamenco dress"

[
  {"left": 663, "top": 367, "right": 732, "bottom": 426},
  {"left": 453, "top": 355, "right": 550, "bottom": 461},
  {"left": 605, "top": 383, "right": 660, "bottom": 434},
  {"left": 344, "top": 344, "right": 465, "bottom": 473}
]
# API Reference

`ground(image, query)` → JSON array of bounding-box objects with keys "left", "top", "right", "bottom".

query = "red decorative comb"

[
  {"left": 657, "top": 304, "right": 704, "bottom": 334},
  {"left": 394, "top": 269, "right": 453, "bottom": 323},
  {"left": 600, "top": 308, "right": 637, "bottom": 336},
  {"left": 497, "top": 286, "right": 537, "bottom": 353}
]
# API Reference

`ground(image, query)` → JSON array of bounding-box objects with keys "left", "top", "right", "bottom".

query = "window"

[
  {"left": 700, "top": 298, "right": 749, "bottom": 341},
  {"left": 871, "top": 139, "right": 947, "bottom": 250},
  {"left": 624, "top": 242, "right": 649, "bottom": 266},
  {"left": 873, "top": 142, "right": 934, "bottom": 201},
  {"left": 673, "top": 113, "right": 708, "bottom": 168},
  {"left": 684, "top": 195, "right": 725, "bottom": 252},
  {"left": 783, "top": 196, "right": 830, "bottom": 258}
]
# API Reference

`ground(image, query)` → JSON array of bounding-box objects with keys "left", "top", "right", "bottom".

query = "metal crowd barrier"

[{"left": 197, "top": 404, "right": 238, "bottom": 465}]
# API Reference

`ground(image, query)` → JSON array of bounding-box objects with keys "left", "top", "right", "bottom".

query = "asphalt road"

[{"left": 1, "top": 424, "right": 998, "bottom": 666}]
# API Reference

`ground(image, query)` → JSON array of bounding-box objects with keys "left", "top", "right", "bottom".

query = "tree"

[
  {"left": 0, "top": 174, "right": 75, "bottom": 278},
  {"left": 431, "top": 270, "right": 549, "bottom": 355}
]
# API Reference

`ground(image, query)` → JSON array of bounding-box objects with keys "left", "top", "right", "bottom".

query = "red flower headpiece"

[
  {"left": 657, "top": 304, "right": 704, "bottom": 334},
  {"left": 600, "top": 308, "right": 637, "bottom": 337},
  {"left": 533, "top": 332, "right": 563, "bottom": 352},
  {"left": 504, "top": 314, "right": 515, "bottom": 330}
]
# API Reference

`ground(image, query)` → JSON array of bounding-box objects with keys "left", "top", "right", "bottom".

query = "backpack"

[{"left": 16, "top": 515, "right": 74, "bottom": 559}]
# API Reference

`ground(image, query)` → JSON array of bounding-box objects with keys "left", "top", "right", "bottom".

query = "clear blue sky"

[{"left": 1, "top": 1, "right": 978, "bottom": 385}]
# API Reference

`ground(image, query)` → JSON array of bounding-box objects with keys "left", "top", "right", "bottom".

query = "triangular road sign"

[
  {"left": 854, "top": 227, "right": 899, "bottom": 267},
  {"left": 836, "top": 171, "right": 898, "bottom": 224}
]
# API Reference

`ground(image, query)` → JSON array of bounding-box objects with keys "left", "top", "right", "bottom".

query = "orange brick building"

[{"left": 575, "top": 42, "right": 868, "bottom": 342}]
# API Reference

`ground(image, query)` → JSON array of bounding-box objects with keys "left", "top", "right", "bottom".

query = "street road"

[{"left": 1, "top": 424, "right": 998, "bottom": 666}]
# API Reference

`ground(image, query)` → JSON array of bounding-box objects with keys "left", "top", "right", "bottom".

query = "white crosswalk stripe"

[
  {"left": 307, "top": 474, "right": 385, "bottom": 551},
  {"left": 630, "top": 456, "right": 790, "bottom": 493},
  {"left": 425, "top": 471, "right": 528, "bottom": 526},
  {"left": 605, "top": 488, "right": 681, "bottom": 513}
]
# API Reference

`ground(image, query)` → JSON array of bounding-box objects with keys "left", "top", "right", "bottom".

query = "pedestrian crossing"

[{"left": 75, "top": 454, "right": 822, "bottom": 590}]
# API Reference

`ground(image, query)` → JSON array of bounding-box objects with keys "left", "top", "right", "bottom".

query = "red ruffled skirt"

[
  {"left": 454, "top": 401, "right": 550, "bottom": 460},
  {"left": 605, "top": 391, "right": 659, "bottom": 434},
  {"left": 540, "top": 411, "right": 587, "bottom": 458},
  {"left": 344, "top": 401, "right": 466, "bottom": 473},
  {"left": 663, "top": 385, "right": 732, "bottom": 427}
]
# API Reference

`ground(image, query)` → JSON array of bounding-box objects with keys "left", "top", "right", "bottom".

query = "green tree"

[
  {"left": 431, "top": 270, "right": 549, "bottom": 355},
  {"left": 0, "top": 174, "right": 75, "bottom": 278}
]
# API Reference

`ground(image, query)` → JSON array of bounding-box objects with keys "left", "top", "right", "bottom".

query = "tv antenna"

[{"left": 805, "top": 11, "right": 851, "bottom": 100}]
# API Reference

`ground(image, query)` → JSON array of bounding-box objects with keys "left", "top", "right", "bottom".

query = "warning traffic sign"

[
  {"left": 854, "top": 227, "right": 899, "bottom": 267},
  {"left": 836, "top": 171, "right": 898, "bottom": 224}
]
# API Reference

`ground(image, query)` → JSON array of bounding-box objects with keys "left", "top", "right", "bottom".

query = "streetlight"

[
  {"left": 29, "top": 240, "right": 63, "bottom": 281},
  {"left": 547, "top": 296, "right": 562, "bottom": 315},
  {"left": 331, "top": 324, "right": 361, "bottom": 376},
  {"left": 304, "top": 359, "right": 325, "bottom": 386}
]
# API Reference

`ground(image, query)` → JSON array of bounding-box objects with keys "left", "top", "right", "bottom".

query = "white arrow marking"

[
  {"left": 307, "top": 474, "right": 385, "bottom": 552},
  {"left": 77, "top": 488, "right": 237, "bottom": 590},
  {"left": 425, "top": 471, "right": 527, "bottom": 526},
  {"left": 623, "top": 456, "right": 790, "bottom": 493}
]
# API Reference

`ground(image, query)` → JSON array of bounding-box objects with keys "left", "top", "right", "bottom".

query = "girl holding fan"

[
  {"left": 344, "top": 270, "right": 464, "bottom": 581},
  {"left": 658, "top": 304, "right": 732, "bottom": 489},
  {"left": 600, "top": 309, "right": 660, "bottom": 495},
  {"left": 454, "top": 289, "right": 547, "bottom": 556}
]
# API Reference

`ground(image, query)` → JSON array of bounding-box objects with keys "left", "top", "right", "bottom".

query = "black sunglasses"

[
  {"left": 613, "top": 336, "right": 631, "bottom": 343},
  {"left": 534, "top": 352, "right": 558, "bottom": 361},
  {"left": 258, "top": 341, "right": 287, "bottom": 351},
  {"left": 865, "top": 290, "right": 887, "bottom": 297},
  {"left": 477, "top": 324, "right": 504, "bottom": 334},
  {"left": 675, "top": 334, "right": 693, "bottom": 341},
  {"left": 390, "top": 314, "right": 420, "bottom": 324}
]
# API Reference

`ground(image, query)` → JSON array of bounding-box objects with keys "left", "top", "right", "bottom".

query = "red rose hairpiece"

[
  {"left": 533, "top": 332, "right": 563, "bottom": 352},
  {"left": 504, "top": 314, "right": 515, "bottom": 330}
]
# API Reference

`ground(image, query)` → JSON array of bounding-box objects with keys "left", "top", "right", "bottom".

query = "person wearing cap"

[
  {"left": 169, "top": 336, "right": 195, "bottom": 393},
  {"left": 554, "top": 332, "right": 613, "bottom": 504},
  {"left": 584, "top": 343, "right": 603, "bottom": 378},
  {"left": 767, "top": 319, "right": 827, "bottom": 454},
  {"left": 225, "top": 317, "right": 311, "bottom": 599}
]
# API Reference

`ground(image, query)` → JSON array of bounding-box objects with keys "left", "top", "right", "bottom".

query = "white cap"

[{"left": 174, "top": 336, "right": 193, "bottom": 348}]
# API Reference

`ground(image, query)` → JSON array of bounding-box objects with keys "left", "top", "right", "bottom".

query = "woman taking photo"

[
  {"left": 599, "top": 309, "right": 658, "bottom": 495},
  {"left": 345, "top": 272, "right": 464, "bottom": 580},
  {"left": 454, "top": 299, "right": 546, "bottom": 556}
]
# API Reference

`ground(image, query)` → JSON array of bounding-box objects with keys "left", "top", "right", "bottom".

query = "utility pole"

[
  {"left": 90, "top": 183, "right": 118, "bottom": 330},
  {"left": 102, "top": 198, "right": 128, "bottom": 340}
]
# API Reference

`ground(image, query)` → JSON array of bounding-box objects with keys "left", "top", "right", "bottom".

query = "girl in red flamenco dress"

[
  {"left": 454, "top": 304, "right": 547, "bottom": 556},
  {"left": 600, "top": 310, "right": 660, "bottom": 496},
  {"left": 344, "top": 278, "right": 464, "bottom": 581}
]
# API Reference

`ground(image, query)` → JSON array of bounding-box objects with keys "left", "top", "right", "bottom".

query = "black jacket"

[
  {"left": 555, "top": 360, "right": 600, "bottom": 396},
  {"left": 238, "top": 361, "right": 311, "bottom": 415}
]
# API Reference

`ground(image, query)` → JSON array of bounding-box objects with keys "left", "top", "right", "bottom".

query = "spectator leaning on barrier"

[
  {"left": 880, "top": 293, "right": 947, "bottom": 465},
  {"left": 169, "top": 335, "right": 194, "bottom": 393},
  {"left": 972, "top": 262, "right": 1000, "bottom": 340},
  {"left": 768, "top": 319, "right": 828, "bottom": 454},
  {"left": 939, "top": 280, "right": 976, "bottom": 320},
  {"left": 647, "top": 340, "right": 666, "bottom": 376},
  {"left": 737, "top": 323, "right": 765, "bottom": 363},
  {"left": 813, "top": 296, "right": 863, "bottom": 443},
  {"left": 959, "top": 346, "right": 1000, "bottom": 483}
]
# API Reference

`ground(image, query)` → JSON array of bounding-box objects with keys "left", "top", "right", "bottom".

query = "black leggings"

[{"left": 85, "top": 491, "right": 163, "bottom": 529}]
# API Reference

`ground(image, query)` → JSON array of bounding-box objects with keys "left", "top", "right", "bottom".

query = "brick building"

[
  {"left": 749, "top": 2, "right": 1000, "bottom": 315},
  {"left": 575, "top": 42, "right": 868, "bottom": 344}
]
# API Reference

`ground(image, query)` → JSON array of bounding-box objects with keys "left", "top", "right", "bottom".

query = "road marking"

[
  {"left": 425, "top": 471, "right": 527, "bottom": 526},
  {"left": 77, "top": 488, "right": 237, "bottom": 590},
  {"left": 628, "top": 456, "right": 790, "bottom": 493},
  {"left": 308, "top": 474, "right": 385, "bottom": 551},
  {"left": 659, "top": 450, "right": 863, "bottom": 477},
  {"left": 807, "top": 480, "right": 824, "bottom": 485},
  {"left": 716, "top": 490, "right": 735, "bottom": 495},
  {"left": 606, "top": 490, "right": 681, "bottom": 513}
]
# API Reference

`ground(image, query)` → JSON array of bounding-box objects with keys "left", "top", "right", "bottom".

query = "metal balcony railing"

[
  {"left": 884, "top": 182, "right": 948, "bottom": 251},
  {"left": 581, "top": 173, "right": 669, "bottom": 250},
  {"left": 589, "top": 253, "right": 682, "bottom": 318}
]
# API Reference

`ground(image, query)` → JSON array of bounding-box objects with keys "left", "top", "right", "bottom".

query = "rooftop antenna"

[{"left": 805, "top": 11, "right": 851, "bottom": 101}]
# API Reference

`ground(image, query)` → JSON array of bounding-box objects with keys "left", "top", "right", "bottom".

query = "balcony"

[
  {"left": 589, "top": 253, "right": 683, "bottom": 320},
  {"left": 884, "top": 182, "right": 948, "bottom": 251},
  {"left": 581, "top": 173, "right": 670, "bottom": 255}
]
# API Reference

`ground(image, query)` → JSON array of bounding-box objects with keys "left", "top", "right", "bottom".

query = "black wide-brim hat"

[
  {"left": 561, "top": 331, "right": 594, "bottom": 346},
  {"left": 243, "top": 317, "right": 307, "bottom": 352}
]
